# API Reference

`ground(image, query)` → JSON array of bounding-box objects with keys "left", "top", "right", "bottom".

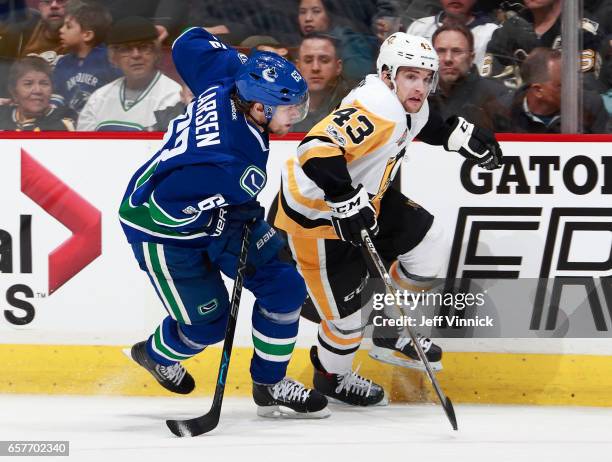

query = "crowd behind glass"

[{"left": 0, "top": 0, "right": 609, "bottom": 133}]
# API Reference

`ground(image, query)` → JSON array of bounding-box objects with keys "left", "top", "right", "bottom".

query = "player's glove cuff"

[
  {"left": 444, "top": 116, "right": 503, "bottom": 170},
  {"left": 325, "top": 184, "right": 378, "bottom": 246}
]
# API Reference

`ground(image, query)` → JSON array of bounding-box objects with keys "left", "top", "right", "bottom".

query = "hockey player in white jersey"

[{"left": 270, "top": 32, "right": 502, "bottom": 406}]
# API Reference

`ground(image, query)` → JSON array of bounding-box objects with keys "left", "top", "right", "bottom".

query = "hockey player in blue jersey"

[{"left": 119, "top": 27, "right": 329, "bottom": 418}]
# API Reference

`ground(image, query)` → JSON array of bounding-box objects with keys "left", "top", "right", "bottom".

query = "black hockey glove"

[
  {"left": 444, "top": 116, "right": 503, "bottom": 170},
  {"left": 325, "top": 184, "right": 378, "bottom": 246}
]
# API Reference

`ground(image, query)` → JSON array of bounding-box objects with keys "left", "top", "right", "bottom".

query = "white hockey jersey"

[
  {"left": 76, "top": 71, "right": 181, "bottom": 131},
  {"left": 406, "top": 13, "right": 499, "bottom": 71},
  {"left": 276, "top": 74, "right": 430, "bottom": 239}
]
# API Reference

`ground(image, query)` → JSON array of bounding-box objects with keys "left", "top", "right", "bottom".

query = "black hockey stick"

[
  {"left": 166, "top": 221, "right": 252, "bottom": 437},
  {"left": 360, "top": 229, "right": 458, "bottom": 431}
]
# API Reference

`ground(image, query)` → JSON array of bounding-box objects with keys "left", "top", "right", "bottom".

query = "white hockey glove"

[
  {"left": 325, "top": 184, "right": 378, "bottom": 246},
  {"left": 444, "top": 116, "right": 503, "bottom": 170}
]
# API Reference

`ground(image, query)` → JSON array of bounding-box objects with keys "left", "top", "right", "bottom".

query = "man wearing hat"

[{"left": 77, "top": 16, "right": 181, "bottom": 131}]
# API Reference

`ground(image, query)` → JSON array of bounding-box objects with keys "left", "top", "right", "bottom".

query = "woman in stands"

[{"left": 0, "top": 56, "right": 76, "bottom": 131}]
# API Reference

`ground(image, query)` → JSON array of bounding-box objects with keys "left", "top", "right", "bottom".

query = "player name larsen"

[{"left": 372, "top": 314, "right": 494, "bottom": 327}]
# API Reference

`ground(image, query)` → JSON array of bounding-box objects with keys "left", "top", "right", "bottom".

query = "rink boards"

[{"left": 1, "top": 133, "right": 611, "bottom": 404}]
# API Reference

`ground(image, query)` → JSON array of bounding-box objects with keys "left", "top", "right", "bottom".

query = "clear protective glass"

[{"left": 272, "top": 94, "right": 310, "bottom": 125}]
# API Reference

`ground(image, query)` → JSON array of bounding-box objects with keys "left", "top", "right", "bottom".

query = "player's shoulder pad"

[{"left": 344, "top": 74, "right": 406, "bottom": 125}]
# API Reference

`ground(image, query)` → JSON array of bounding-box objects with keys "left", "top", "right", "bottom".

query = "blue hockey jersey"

[
  {"left": 119, "top": 28, "right": 270, "bottom": 248},
  {"left": 52, "top": 45, "right": 121, "bottom": 112}
]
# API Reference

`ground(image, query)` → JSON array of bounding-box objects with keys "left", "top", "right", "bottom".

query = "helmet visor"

[{"left": 271, "top": 94, "right": 310, "bottom": 125}]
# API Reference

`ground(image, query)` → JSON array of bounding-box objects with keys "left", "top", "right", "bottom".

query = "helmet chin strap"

[
  {"left": 262, "top": 104, "right": 276, "bottom": 132},
  {"left": 385, "top": 68, "right": 398, "bottom": 94}
]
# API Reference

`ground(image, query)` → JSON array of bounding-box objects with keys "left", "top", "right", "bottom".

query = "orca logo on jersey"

[
  {"left": 262, "top": 67, "right": 278, "bottom": 83},
  {"left": 197, "top": 298, "right": 219, "bottom": 315},
  {"left": 240, "top": 166, "right": 267, "bottom": 197}
]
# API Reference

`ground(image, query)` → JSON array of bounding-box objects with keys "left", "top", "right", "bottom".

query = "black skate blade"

[
  {"left": 166, "top": 409, "right": 220, "bottom": 437},
  {"left": 444, "top": 397, "right": 458, "bottom": 431}
]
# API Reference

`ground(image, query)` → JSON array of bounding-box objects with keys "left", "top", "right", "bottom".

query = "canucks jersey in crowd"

[{"left": 52, "top": 45, "right": 121, "bottom": 112}]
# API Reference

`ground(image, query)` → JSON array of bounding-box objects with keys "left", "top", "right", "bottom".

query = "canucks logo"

[
  {"left": 240, "top": 166, "right": 267, "bottom": 196},
  {"left": 262, "top": 67, "right": 278, "bottom": 83},
  {"left": 197, "top": 299, "right": 218, "bottom": 316}
]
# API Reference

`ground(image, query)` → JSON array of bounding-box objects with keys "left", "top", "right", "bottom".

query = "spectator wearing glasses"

[
  {"left": 406, "top": 0, "right": 499, "bottom": 71},
  {"left": 496, "top": 48, "right": 609, "bottom": 133},
  {"left": 77, "top": 16, "right": 180, "bottom": 131},
  {"left": 429, "top": 23, "right": 510, "bottom": 129},
  {"left": 291, "top": 33, "right": 350, "bottom": 132},
  {"left": 0, "top": 56, "right": 76, "bottom": 130},
  {"left": 52, "top": 0, "right": 120, "bottom": 113},
  {"left": 0, "top": 0, "right": 68, "bottom": 98}
]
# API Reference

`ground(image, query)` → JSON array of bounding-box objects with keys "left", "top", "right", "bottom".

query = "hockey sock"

[
  {"left": 250, "top": 303, "right": 299, "bottom": 384},
  {"left": 316, "top": 318, "right": 363, "bottom": 374},
  {"left": 146, "top": 316, "right": 206, "bottom": 366}
]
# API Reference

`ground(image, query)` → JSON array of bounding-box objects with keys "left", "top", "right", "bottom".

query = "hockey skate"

[
  {"left": 310, "top": 346, "right": 388, "bottom": 406},
  {"left": 370, "top": 321, "right": 443, "bottom": 371},
  {"left": 129, "top": 341, "right": 195, "bottom": 394},
  {"left": 253, "top": 377, "right": 331, "bottom": 419}
]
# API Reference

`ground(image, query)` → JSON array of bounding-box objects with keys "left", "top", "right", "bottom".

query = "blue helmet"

[{"left": 235, "top": 51, "right": 308, "bottom": 121}]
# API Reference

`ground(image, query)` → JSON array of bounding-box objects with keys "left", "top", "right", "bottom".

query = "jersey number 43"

[{"left": 332, "top": 108, "right": 375, "bottom": 145}]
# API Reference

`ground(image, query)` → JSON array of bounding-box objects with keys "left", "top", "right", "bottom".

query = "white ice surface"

[{"left": 2, "top": 395, "right": 612, "bottom": 462}]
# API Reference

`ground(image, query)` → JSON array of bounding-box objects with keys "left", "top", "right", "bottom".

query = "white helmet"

[{"left": 376, "top": 32, "right": 439, "bottom": 93}]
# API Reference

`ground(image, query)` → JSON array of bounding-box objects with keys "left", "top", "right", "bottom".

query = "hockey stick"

[
  {"left": 360, "top": 229, "right": 458, "bottom": 431},
  {"left": 166, "top": 221, "right": 252, "bottom": 437}
]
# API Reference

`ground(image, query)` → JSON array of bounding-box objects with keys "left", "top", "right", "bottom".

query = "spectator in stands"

[
  {"left": 406, "top": 0, "right": 499, "bottom": 71},
  {"left": 77, "top": 16, "right": 180, "bottom": 131},
  {"left": 239, "top": 35, "right": 291, "bottom": 59},
  {"left": 172, "top": 0, "right": 299, "bottom": 46},
  {"left": 401, "top": 0, "right": 443, "bottom": 30},
  {"left": 495, "top": 48, "right": 609, "bottom": 133},
  {"left": 0, "top": 56, "right": 76, "bottom": 130},
  {"left": 20, "top": 0, "right": 66, "bottom": 59},
  {"left": 483, "top": 0, "right": 605, "bottom": 90},
  {"left": 52, "top": 0, "right": 120, "bottom": 113},
  {"left": 0, "top": 0, "right": 30, "bottom": 24},
  {"left": 298, "top": 0, "right": 377, "bottom": 83},
  {"left": 291, "top": 33, "right": 350, "bottom": 132},
  {"left": 97, "top": 0, "right": 187, "bottom": 43},
  {"left": 0, "top": 0, "right": 68, "bottom": 98},
  {"left": 586, "top": 0, "right": 612, "bottom": 39},
  {"left": 429, "top": 23, "right": 510, "bottom": 129}
]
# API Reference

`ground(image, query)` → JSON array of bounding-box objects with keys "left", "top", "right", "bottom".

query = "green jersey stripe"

[
  {"left": 252, "top": 335, "right": 295, "bottom": 357},
  {"left": 253, "top": 348, "right": 293, "bottom": 362},
  {"left": 154, "top": 326, "right": 191, "bottom": 360},
  {"left": 149, "top": 192, "right": 201, "bottom": 228},
  {"left": 146, "top": 243, "right": 187, "bottom": 324}
]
